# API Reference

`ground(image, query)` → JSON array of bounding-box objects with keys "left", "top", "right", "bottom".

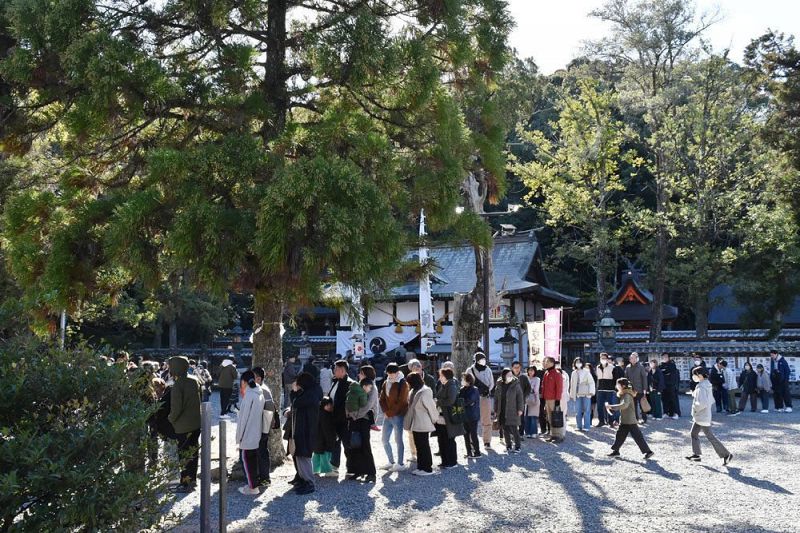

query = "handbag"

[
  {"left": 640, "top": 394, "right": 652, "bottom": 414},
  {"left": 551, "top": 406, "right": 564, "bottom": 429}
]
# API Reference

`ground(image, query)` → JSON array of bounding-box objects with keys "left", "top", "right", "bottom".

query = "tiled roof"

[
  {"left": 564, "top": 328, "right": 800, "bottom": 342},
  {"left": 386, "top": 233, "right": 578, "bottom": 305}
]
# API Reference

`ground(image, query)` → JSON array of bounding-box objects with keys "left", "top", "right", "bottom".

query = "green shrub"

[{"left": 0, "top": 340, "right": 175, "bottom": 532}]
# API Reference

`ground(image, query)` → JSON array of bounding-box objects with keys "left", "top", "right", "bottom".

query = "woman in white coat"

[
  {"left": 569, "top": 358, "right": 596, "bottom": 432},
  {"left": 403, "top": 372, "right": 439, "bottom": 476},
  {"left": 236, "top": 370, "right": 265, "bottom": 495},
  {"left": 686, "top": 367, "right": 732, "bottom": 465}
]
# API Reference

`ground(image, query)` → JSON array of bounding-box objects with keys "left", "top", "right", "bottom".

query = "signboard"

[
  {"left": 527, "top": 321, "right": 545, "bottom": 368},
  {"left": 544, "top": 308, "right": 563, "bottom": 362}
]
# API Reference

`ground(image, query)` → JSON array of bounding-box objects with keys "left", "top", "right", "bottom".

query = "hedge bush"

[{"left": 0, "top": 340, "right": 175, "bottom": 532}]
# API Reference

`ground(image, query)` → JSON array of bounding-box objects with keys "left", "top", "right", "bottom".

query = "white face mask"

[
  {"left": 462, "top": 380, "right": 469, "bottom": 387},
  {"left": 575, "top": 363, "right": 583, "bottom": 369},
  {"left": 694, "top": 360, "right": 701, "bottom": 366},
  {"left": 477, "top": 359, "right": 486, "bottom": 366},
  {"left": 601, "top": 360, "right": 608, "bottom": 366},
  {"left": 692, "top": 375, "right": 701, "bottom": 383},
  {"left": 505, "top": 376, "right": 513, "bottom": 384}
]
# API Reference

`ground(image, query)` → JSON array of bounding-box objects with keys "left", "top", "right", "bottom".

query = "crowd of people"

[{"left": 115, "top": 347, "right": 795, "bottom": 497}]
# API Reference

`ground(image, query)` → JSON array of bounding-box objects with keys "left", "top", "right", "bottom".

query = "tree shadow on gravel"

[
  {"left": 712, "top": 466, "right": 794, "bottom": 495},
  {"left": 305, "top": 478, "right": 378, "bottom": 520},
  {"left": 613, "top": 456, "right": 682, "bottom": 481}
]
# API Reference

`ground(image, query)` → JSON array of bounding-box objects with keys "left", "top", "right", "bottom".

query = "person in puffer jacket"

[
  {"left": 686, "top": 367, "right": 732, "bottom": 465},
  {"left": 236, "top": 370, "right": 265, "bottom": 495}
]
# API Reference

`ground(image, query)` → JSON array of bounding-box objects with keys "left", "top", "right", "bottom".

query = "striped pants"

[{"left": 241, "top": 448, "right": 259, "bottom": 489}]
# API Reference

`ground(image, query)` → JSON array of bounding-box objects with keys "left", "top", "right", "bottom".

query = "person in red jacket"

[{"left": 541, "top": 357, "right": 563, "bottom": 441}]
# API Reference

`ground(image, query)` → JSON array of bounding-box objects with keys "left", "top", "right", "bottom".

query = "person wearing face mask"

[
  {"left": 467, "top": 351, "right": 496, "bottom": 449},
  {"left": 434, "top": 368, "right": 463, "bottom": 468},
  {"left": 523, "top": 366, "right": 541, "bottom": 438},
  {"left": 659, "top": 353, "right": 681, "bottom": 419},
  {"left": 459, "top": 373, "right": 482, "bottom": 458},
  {"left": 596, "top": 353, "right": 616, "bottom": 427},
  {"left": 686, "top": 367, "right": 732, "bottom": 465},
  {"left": 494, "top": 368, "right": 524, "bottom": 453},
  {"left": 569, "top": 358, "right": 595, "bottom": 431},
  {"left": 736, "top": 362, "right": 758, "bottom": 413},
  {"left": 647, "top": 359, "right": 665, "bottom": 420},
  {"left": 755, "top": 364, "right": 772, "bottom": 413},
  {"left": 689, "top": 355, "right": 707, "bottom": 392},
  {"left": 404, "top": 372, "right": 438, "bottom": 476},
  {"left": 624, "top": 353, "right": 649, "bottom": 423},
  {"left": 610, "top": 357, "right": 626, "bottom": 427},
  {"left": 378, "top": 363, "right": 410, "bottom": 472},
  {"left": 604, "top": 378, "right": 654, "bottom": 460}
]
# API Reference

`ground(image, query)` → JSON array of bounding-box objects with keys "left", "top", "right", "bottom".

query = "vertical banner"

[
  {"left": 418, "top": 209, "right": 435, "bottom": 354},
  {"left": 544, "top": 308, "right": 563, "bottom": 362},
  {"left": 344, "top": 286, "right": 366, "bottom": 361},
  {"left": 527, "top": 321, "right": 545, "bottom": 369}
]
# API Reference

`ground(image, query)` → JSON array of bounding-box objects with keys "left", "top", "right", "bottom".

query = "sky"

[{"left": 507, "top": 0, "right": 800, "bottom": 74}]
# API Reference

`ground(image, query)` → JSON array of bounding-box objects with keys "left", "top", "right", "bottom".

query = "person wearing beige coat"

[{"left": 403, "top": 373, "right": 438, "bottom": 475}]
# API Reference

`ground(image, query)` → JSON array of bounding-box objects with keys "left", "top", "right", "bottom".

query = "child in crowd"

[
  {"left": 313, "top": 397, "right": 338, "bottom": 477},
  {"left": 605, "top": 378, "right": 654, "bottom": 460}
]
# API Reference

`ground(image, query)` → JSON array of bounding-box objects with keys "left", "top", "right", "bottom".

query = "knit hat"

[{"left": 474, "top": 351, "right": 487, "bottom": 363}]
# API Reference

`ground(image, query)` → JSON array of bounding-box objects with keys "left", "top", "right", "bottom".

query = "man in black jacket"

[
  {"left": 709, "top": 358, "right": 727, "bottom": 413},
  {"left": 327, "top": 359, "right": 355, "bottom": 472},
  {"left": 659, "top": 353, "right": 681, "bottom": 419}
]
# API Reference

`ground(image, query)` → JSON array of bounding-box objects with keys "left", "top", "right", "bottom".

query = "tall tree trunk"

[
  {"left": 596, "top": 243, "right": 607, "bottom": 319},
  {"left": 153, "top": 316, "right": 163, "bottom": 349},
  {"left": 168, "top": 320, "right": 178, "bottom": 349},
  {"left": 452, "top": 245, "right": 498, "bottom": 373},
  {"left": 252, "top": 287, "right": 286, "bottom": 464},
  {"left": 694, "top": 292, "right": 709, "bottom": 339},
  {"left": 650, "top": 167, "right": 668, "bottom": 342}
]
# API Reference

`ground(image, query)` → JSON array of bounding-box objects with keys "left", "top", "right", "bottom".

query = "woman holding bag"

[{"left": 541, "top": 357, "right": 564, "bottom": 443}]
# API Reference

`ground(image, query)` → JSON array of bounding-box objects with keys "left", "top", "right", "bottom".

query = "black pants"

[
  {"left": 662, "top": 387, "right": 678, "bottom": 416},
  {"left": 331, "top": 421, "right": 351, "bottom": 469},
  {"left": 539, "top": 408, "right": 549, "bottom": 434},
  {"left": 241, "top": 448, "right": 259, "bottom": 489},
  {"left": 176, "top": 429, "right": 201, "bottom": 485},
  {"left": 612, "top": 424, "right": 651, "bottom": 454},
  {"left": 503, "top": 425, "right": 521, "bottom": 450},
  {"left": 348, "top": 418, "right": 375, "bottom": 477},
  {"left": 463, "top": 420, "right": 480, "bottom": 456},
  {"left": 258, "top": 433, "right": 271, "bottom": 483},
  {"left": 220, "top": 388, "right": 232, "bottom": 415},
  {"left": 413, "top": 431, "right": 433, "bottom": 473},
  {"left": 435, "top": 424, "right": 457, "bottom": 467}
]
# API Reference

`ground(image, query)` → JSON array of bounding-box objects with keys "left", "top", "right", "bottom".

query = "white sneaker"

[
  {"left": 777, "top": 408, "right": 785, "bottom": 413},
  {"left": 785, "top": 407, "right": 793, "bottom": 413},
  {"left": 672, "top": 415, "right": 679, "bottom": 420},
  {"left": 323, "top": 471, "right": 339, "bottom": 477},
  {"left": 412, "top": 469, "right": 434, "bottom": 476},
  {"left": 760, "top": 409, "right": 769, "bottom": 413},
  {"left": 380, "top": 463, "right": 394, "bottom": 470},
  {"left": 392, "top": 463, "right": 409, "bottom": 472},
  {"left": 238, "top": 485, "right": 260, "bottom": 496}
]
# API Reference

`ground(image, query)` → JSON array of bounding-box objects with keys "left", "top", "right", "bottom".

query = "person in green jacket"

[
  {"left": 168, "top": 356, "right": 202, "bottom": 492},
  {"left": 218, "top": 359, "right": 238, "bottom": 415},
  {"left": 605, "top": 378, "right": 654, "bottom": 461}
]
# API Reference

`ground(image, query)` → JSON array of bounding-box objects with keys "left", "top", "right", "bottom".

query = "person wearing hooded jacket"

[
  {"left": 168, "top": 356, "right": 202, "bottom": 492},
  {"left": 287, "top": 372, "right": 323, "bottom": 495},
  {"left": 494, "top": 368, "right": 524, "bottom": 453},
  {"left": 252, "top": 367, "right": 276, "bottom": 487},
  {"left": 218, "top": 359, "right": 238, "bottom": 415},
  {"left": 467, "top": 351, "right": 495, "bottom": 448},
  {"left": 686, "top": 367, "right": 732, "bottom": 465},
  {"left": 236, "top": 370, "right": 265, "bottom": 495}
]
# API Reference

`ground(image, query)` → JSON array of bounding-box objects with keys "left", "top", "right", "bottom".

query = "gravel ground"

[{"left": 167, "top": 393, "right": 800, "bottom": 532}]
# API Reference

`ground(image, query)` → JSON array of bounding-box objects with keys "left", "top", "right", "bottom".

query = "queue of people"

[{"left": 121, "top": 347, "right": 793, "bottom": 499}]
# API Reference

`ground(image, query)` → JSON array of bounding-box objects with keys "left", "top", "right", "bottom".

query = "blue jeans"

[
  {"left": 596, "top": 391, "right": 614, "bottom": 425},
  {"left": 382, "top": 415, "right": 405, "bottom": 465},
  {"left": 575, "top": 396, "right": 592, "bottom": 430},
  {"left": 523, "top": 415, "right": 538, "bottom": 436}
]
